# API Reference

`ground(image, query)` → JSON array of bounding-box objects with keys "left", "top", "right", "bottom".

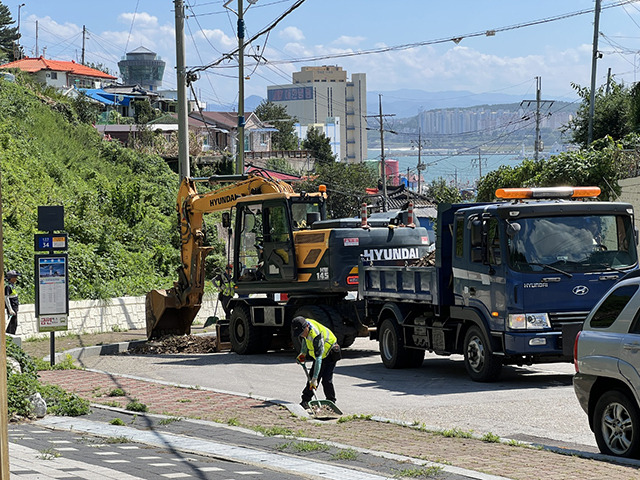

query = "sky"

[{"left": 10, "top": 0, "right": 640, "bottom": 115}]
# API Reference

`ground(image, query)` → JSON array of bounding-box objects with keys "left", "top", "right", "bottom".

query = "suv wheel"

[{"left": 593, "top": 390, "right": 640, "bottom": 458}]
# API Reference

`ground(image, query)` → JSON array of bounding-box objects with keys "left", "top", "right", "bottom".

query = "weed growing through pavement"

[
  {"left": 436, "top": 428, "right": 473, "bottom": 439},
  {"left": 253, "top": 425, "right": 296, "bottom": 437},
  {"left": 37, "top": 448, "right": 61, "bottom": 460},
  {"left": 108, "top": 388, "right": 126, "bottom": 397},
  {"left": 507, "top": 439, "right": 526, "bottom": 447},
  {"left": 332, "top": 448, "right": 358, "bottom": 460},
  {"left": 104, "top": 436, "right": 131, "bottom": 444},
  {"left": 481, "top": 432, "right": 501, "bottom": 443},
  {"left": 276, "top": 441, "right": 292, "bottom": 451},
  {"left": 227, "top": 417, "right": 240, "bottom": 426},
  {"left": 109, "top": 418, "right": 125, "bottom": 426},
  {"left": 291, "top": 441, "right": 330, "bottom": 453},
  {"left": 125, "top": 400, "right": 148, "bottom": 412},
  {"left": 177, "top": 398, "right": 192, "bottom": 403},
  {"left": 159, "top": 416, "right": 182, "bottom": 426},
  {"left": 336, "top": 414, "right": 372, "bottom": 424},
  {"left": 394, "top": 466, "right": 443, "bottom": 478},
  {"left": 101, "top": 401, "right": 120, "bottom": 408}
]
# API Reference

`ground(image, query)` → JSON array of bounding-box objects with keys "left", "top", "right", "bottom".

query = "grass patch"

[
  {"left": 109, "top": 418, "right": 125, "bottom": 426},
  {"left": 101, "top": 401, "right": 121, "bottom": 408},
  {"left": 108, "top": 388, "right": 126, "bottom": 397},
  {"left": 291, "top": 441, "right": 330, "bottom": 453},
  {"left": 159, "top": 416, "right": 182, "bottom": 426},
  {"left": 481, "top": 432, "right": 501, "bottom": 443},
  {"left": 435, "top": 428, "right": 473, "bottom": 439},
  {"left": 104, "top": 436, "right": 131, "bottom": 444},
  {"left": 253, "top": 425, "right": 296, "bottom": 437},
  {"left": 37, "top": 448, "right": 61, "bottom": 460},
  {"left": 336, "top": 414, "right": 372, "bottom": 424},
  {"left": 332, "top": 448, "right": 358, "bottom": 460},
  {"left": 394, "top": 466, "right": 443, "bottom": 478},
  {"left": 34, "top": 354, "right": 78, "bottom": 371},
  {"left": 125, "top": 400, "right": 148, "bottom": 412}
]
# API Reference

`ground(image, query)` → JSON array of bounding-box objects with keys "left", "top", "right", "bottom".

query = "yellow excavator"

[{"left": 146, "top": 169, "right": 430, "bottom": 354}]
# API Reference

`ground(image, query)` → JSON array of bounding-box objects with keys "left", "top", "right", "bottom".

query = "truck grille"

[{"left": 548, "top": 311, "right": 589, "bottom": 331}]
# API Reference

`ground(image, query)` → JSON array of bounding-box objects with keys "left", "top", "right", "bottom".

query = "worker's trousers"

[{"left": 301, "top": 344, "right": 341, "bottom": 403}]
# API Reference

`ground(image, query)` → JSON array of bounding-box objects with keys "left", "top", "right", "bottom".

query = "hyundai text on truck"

[{"left": 359, "top": 187, "right": 639, "bottom": 381}]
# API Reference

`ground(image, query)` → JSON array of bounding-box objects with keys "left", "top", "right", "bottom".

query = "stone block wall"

[
  {"left": 12, "top": 294, "right": 221, "bottom": 339},
  {"left": 619, "top": 177, "right": 640, "bottom": 233}
]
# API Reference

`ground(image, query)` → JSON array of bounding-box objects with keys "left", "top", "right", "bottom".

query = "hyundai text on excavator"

[{"left": 146, "top": 170, "right": 431, "bottom": 354}]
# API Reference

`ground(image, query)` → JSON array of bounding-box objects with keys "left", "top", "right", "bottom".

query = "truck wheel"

[
  {"left": 230, "top": 305, "right": 264, "bottom": 355},
  {"left": 379, "top": 318, "right": 423, "bottom": 369},
  {"left": 593, "top": 390, "right": 640, "bottom": 458},
  {"left": 463, "top": 325, "right": 502, "bottom": 382}
]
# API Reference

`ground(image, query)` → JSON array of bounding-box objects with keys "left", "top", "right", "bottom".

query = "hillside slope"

[{"left": 0, "top": 77, "right": 184, "bottom": 303}]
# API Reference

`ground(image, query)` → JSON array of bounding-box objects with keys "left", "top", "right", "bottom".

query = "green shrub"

[{"left": 125, "top": 400, "right": 148, "bottom": 412}]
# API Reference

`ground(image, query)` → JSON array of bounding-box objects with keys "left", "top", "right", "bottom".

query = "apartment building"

[{"left": 267, "top": 66, "right": 367, "bottom": 163}]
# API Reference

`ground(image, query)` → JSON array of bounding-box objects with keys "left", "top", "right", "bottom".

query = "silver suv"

[{"left": 574, "top": 272, "right": 640, "bottom": 458}]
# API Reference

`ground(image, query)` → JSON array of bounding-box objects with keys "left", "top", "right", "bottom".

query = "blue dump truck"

[{"left": 359, "top": 187, "right": 639, "bottom": 381}]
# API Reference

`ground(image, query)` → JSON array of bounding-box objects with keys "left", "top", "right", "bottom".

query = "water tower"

[{"left": 118, "top": 46, "right": 165, "bottom": 91}]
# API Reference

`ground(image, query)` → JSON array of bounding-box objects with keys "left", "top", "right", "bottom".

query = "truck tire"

[
  {"left": 463, "top": 325, "right": 502, "bottom": 382},
  {"left": 593, "top": 390, "right": 640, "bottom": 458},
  {"left": 379, "top": 319, "right": 424, "bottom": 369},
  {"left": 230, "top": 305, "right": 266, "bottom": 355}
]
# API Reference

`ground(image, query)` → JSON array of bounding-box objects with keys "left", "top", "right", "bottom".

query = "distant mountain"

[
  {"left": 205, "top": 95, "right": 264, "bottom": 112},
  {"left": 368, "top": 89, "right": 530, "bottom": 118}
]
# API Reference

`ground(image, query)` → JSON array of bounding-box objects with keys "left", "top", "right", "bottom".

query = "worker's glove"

[
  {"left": 309, "top": 378, "right": 318, "bottom": 390},
  {"left": 296, "top": 353, "right": 306, "bottom": 364}
]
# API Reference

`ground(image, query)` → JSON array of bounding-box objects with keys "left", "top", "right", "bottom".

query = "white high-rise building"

[{"left": 267, "top": 66, "right": 367, "bottom": 163}]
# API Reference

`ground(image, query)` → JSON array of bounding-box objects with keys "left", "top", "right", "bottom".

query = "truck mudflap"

[{"left": 145, "top": 289, "right": 200, "bottom": 339}]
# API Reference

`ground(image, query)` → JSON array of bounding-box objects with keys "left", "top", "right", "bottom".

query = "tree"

[
  {"left": 253, "top": 100, "right": 298, "bottom": 150},
  {"left": 476, "top": 135, "right": 632, "bottom": 202},
  {"left": 303, "top": 126, "right": 335, "bottom": 165},
  {"left": 564, "top": 80, "right": 634, "bottom": 148},
  {"left": 296, "top": 162, "right": 378, "bottom": 218},
  {"left": 0, "top": 2, "right": 18, "bottom": 62},
  {"left": 425, "top": 177, "right": 462, "bottom": 204}
]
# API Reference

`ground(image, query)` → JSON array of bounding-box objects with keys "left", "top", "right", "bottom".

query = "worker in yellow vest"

[
  {"left": 291, "top": 316, "right": 341, "bottom": 409},
  {"left": 213, "top": 264, "right": 235, "bottom": 318}
]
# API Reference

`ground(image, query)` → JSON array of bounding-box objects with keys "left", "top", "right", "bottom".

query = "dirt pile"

[{"left": 127, "top": 335, "right": 219, "bottom": 354}]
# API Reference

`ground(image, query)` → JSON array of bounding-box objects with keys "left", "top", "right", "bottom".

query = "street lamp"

[
  {"left": 224, "top": 0, "right": 258, "bottom": 175},
  {"left": 16, "top": 3, "right": 25, "bottom": 59}
]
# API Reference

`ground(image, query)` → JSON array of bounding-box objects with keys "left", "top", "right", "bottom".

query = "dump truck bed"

[{"left": 358, "top": 264, "right": 440, "bottom": 305}]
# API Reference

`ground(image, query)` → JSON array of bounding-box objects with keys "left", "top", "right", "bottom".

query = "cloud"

[
  {"left": 279, "top": 26, "right": 305, "bottom": 42},
  {"left": 332, "top": 36, "right": 366, "bottom": 47},
  {"left": 118, "top": 12, "right": 159, "bottom": 29}
]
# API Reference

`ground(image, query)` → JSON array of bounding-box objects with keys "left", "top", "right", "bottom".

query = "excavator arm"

[{"left": 146, "top": 172, "right": 296, "bottom": 339}]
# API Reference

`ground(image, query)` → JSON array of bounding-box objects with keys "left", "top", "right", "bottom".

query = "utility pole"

[
  {"left": 365, "top": 95, "right": 395, "bottom": 211},
  {"left": 174, "top": 0, "right": 190, "bottom": 180},
  {"left": 588, "top": 0, "right": 602, "bottom": 145},
  {"left": 520, "top": 77, "right": 554, "bottom": 161},
  {"left": 410, "top": 129, "right": 427, "bottom": 194},
  {"left": 81, "top": 25, "right": 86, "bottom": 65},
  {"left": 472, "top": 149, "right": 486, "bottom": 184}
]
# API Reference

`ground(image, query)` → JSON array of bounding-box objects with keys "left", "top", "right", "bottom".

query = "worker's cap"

[
  {"left": 6, "top": 270, "right": 20, "bottom": 278},
  {"left": 291, "top": 316, "right": 308, "bottom": 337}
]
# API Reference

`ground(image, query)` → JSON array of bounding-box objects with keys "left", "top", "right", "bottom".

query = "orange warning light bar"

[{"left": 495, "top": 186, "right": 601, "bottom": 200}]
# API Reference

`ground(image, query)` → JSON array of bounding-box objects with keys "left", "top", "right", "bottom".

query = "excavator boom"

[{"left": 146, "top": 171, "right": 303, "bottom": 339}]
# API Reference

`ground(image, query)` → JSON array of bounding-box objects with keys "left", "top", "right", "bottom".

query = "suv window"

[{"left": 590, "top": 284, "right": 639, "bottom": 329}]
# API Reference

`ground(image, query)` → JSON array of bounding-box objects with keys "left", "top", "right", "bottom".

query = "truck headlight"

[{"left": 508, "top": 313, "right": 551, "bottom": 330}]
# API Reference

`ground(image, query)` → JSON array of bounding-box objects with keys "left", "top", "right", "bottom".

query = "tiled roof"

[{"left": 0, "top": 57, "right": 117, "bottom": 79}]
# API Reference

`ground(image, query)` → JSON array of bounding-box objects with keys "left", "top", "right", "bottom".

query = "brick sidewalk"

[{"left": 38, "top": 369, "right": 640, "bottom": 480}]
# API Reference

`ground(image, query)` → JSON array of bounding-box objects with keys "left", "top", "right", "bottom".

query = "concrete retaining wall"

[{"left": 12, "top": 294, "right": 221, "bottom": 339}]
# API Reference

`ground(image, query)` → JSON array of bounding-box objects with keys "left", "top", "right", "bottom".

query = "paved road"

[{"left": 78, "top": 338, "right": 595, "bottom": 450}]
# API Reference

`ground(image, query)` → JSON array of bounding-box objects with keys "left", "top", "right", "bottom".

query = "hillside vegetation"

[{"left": 0, "top": 76, "right": 188, "bottom": 303}]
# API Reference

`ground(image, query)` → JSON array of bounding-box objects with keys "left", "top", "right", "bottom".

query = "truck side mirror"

[
  {"left": 222, "top": 212, "right": 231, "bottom": 229},
  {"left": 507, "top": 222, "right": 521, "bottom": 237},
  {"left": 307, "top": 212, "right": 321, "bottom": 227}
]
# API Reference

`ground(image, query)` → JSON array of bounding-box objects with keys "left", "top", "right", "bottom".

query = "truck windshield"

[{"left": 507, "top": 214, "right": 637, "bottom": 273}]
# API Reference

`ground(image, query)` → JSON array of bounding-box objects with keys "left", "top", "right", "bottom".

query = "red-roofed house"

[{"left": 0, "top": 56, "right": 117, "bottom": 89}]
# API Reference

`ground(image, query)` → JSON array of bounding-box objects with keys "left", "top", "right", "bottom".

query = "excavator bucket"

[{"left": 145, "top": 289, "right": 200, "bottom": 339}]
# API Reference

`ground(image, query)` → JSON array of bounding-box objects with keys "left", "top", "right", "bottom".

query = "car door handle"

[{"left": 623, "top": 342, "right": 640, "bottom": 351}]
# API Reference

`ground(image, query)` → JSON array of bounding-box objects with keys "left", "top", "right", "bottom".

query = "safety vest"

[
  {"left": 304, "top": 318, "right": 337, "bottom": 360},
  {"left": 221, "top": 280, "right": 235, "bottom": 297}
]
